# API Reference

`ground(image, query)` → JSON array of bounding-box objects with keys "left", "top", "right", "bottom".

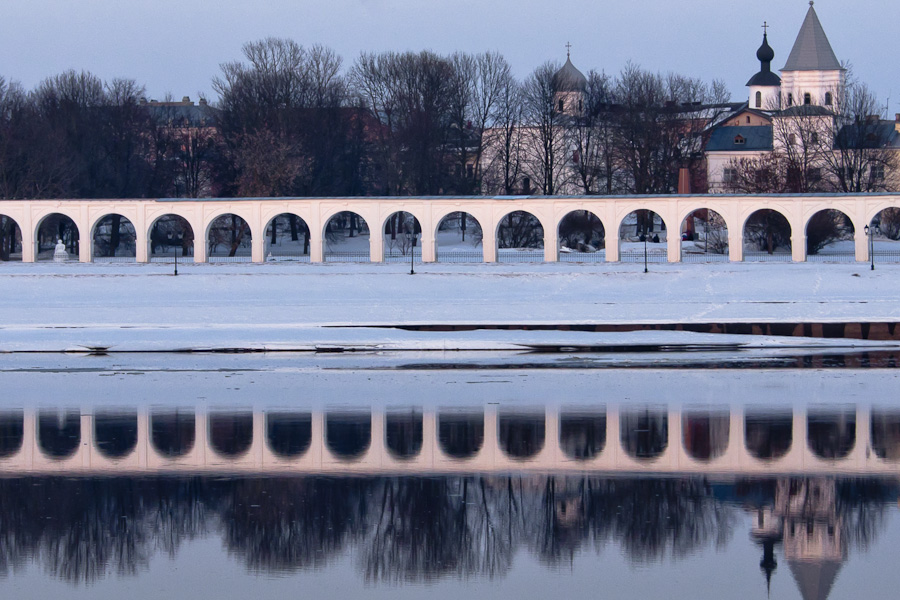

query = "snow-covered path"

[{"left": 1, "top": 261, "right": 899, "bottom": 351}]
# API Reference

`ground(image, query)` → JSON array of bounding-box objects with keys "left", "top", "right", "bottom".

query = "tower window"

[
  {"left": 558, "top": 99, "right": 565, "bottom": 112},
  {"left": 825, "top": 92, "right": 833, "bottom": 106},
  {"left": 787, "top": 93, "right": 794, "bottom": 106},
  {"left": 804, "top": 93, "right": 811, "bottom": 105},
  {"left": 756, "top": 91, "right": 762, "bottom": 108}
]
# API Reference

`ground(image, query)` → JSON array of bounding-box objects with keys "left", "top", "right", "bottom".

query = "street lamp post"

[
  {"left": 406, "top": 231, "right": 417, "bottom": 275},
  {"left": 865, "top": 224, "right": 874, "bottom": 271},
  {"left": 640, "top": 233, "right": 648, "bottom": 273}
]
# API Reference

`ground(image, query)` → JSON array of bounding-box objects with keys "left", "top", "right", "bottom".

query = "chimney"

[
  {"left": 182, "top": 96, "right": 192, "bottom": 105},
  {"left": 199, "top": 98, "right": 208, "bottom": 107},
  {"left": 677, "top": 167, "right": 691, "bottom": 195}
]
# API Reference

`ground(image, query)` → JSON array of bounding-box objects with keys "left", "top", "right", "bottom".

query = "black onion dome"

[
  {"left": 553, "top": 57, "right": 587, "bottom": 93},
  {"left": 757, "top": 33, "right": 775, "bottom": 63}
]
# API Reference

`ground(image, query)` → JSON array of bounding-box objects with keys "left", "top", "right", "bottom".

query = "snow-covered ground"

[{"left": 1, "top": 260, "right": 900, "bottom": 352}]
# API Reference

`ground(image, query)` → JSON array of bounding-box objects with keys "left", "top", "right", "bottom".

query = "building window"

[
  {"left": 871, "top": 164, "right": 886, "bottom": 181},
  {"left": 578, "top": 100, "right": 583, "bottom": 112},
  {"left": 756, "top": 91, "right": 762, "bottom": 108},
  {"left": 825, "top": 92, "right": 833, "bottom": 106},
  {"left": 734, "top": 135, "right": 746, "bottom": 145},
  {"left": 522, "top": 177, "right": 531, "bottom": 194},
  {"left": 804, "top": 93, "right": 812, "bottom": 105},
  {"left": 811, "top": 132, "right": 819, "bottom": 144},
  {"left": 746, "top": 116, "right": 751, "bottom": 123},
  {"left": 558, "top": 99, "right": 565, "bottom": 112},
  {"left": 789, "top": 133, "right": 797, "bottom": 145},
  {"left": 787, "top": 93, "right": 794, "bottom": 106},
  {"left": 723, "top": 168, "right": 737, "bottom": 183}
]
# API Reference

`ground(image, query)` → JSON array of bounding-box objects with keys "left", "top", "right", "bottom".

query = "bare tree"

[{"left": 521, "top": 62, "right": 569, "bottom": 195}]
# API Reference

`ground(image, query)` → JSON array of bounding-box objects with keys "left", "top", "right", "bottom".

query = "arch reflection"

[
  {"left": 745, "top": 410, "right": 793, "bottom": 460},
  {"left": 808, "top": 408, "right": 856, "bottom": 460},
  {"left": 0, "top": 411, "right": 23, "bottom": 458},
  {"left": 38, "top": 410, "right": 81, "bottom": 459},
  {"left": 872, "top": 410, "right": 900, "bottom": 461},
  {"left": 266, "top": 412, "right": 312, "bottom": 458},
  {"left": 438, "top": 412, "right": 484, "bottom": 459},
  {"left": 209, "top": 412, "right": 254, "bottom": 458},
  {"left": 94, "top": 411, "right": 138, "bottom": 459},
  {"left": 326, "top": 412, "right": 371, "bottom": 460},
  {"left": 620, "top": 408, "right": 668, "bottom": 460},
  {"left": 499, "top": 411, "right": 545, "bottom": 460},
  {"left": 151, "top": 410, "right": 196, "bottom": 458},
  {"left": 682, "top": 411, "right": 730, "bottom": 462},
  {"left": 559, "top": 411, "right": 606, "bottom": 460},
  {"left": 385, "top": 410, "right": 423, "bottom": 460}
]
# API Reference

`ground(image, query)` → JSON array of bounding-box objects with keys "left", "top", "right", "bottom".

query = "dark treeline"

[
  {"left": 0, "top": 475, "right": 892, "bottom": 584},
  {"left": 0, "top": 39, "right": 730, "bottom": 200}
]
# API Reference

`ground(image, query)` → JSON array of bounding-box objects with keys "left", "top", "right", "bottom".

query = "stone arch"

[
  {"left": 385, "top": 409, "right": 423, "bottom": 460},
  {"left": 808, "top": 408, "right": 856, "bottom": 460},
  {"left": 266, "top": 412, "right": 312, "bottom": 458},
  {"left": 35, "top": 213, "right": 80, "bottom": 261},
  {"left": 617, "top": 209, "right": 667, "bottom": 263},
  {"left": 94, "top": 411, "right": 138, "bottom": 459},
  {"left": 207, "top": 214, "right": 253, "bottom": 262},
  {"left": 559, "top": 410, "right": 606, "bottom": 460},
  {"left": 682, "top": 410, "right": 730, "bottom": 462},
  {"left": 38, "top": 409, "right": 81, "bottom": 459},
  {"left": 499, "top": 410, "right": 545, "bottom": 460},
  {"left": 149, "top": 214, "right": 194, "bottom": 261},
  {"left": 264, "top": 213, "right": 311, "bottom": 261},
  {"left": 557, "top": 210, "right": 605, "bottom": 262},
  {"left": 382, "top": 211, "right": 422, "bottom": 263},
  {"left": 323, "top": 211, "right": 370, "bottom": 262},
  {"left": 680, "top": 208, "right": 729, "bottom": 262},
  {"left": 434, "top": 212, "right": 484, "bottom": 263},
  {"left": 325, "top": 411, "right": 371, "bottom": 459},
  {"left": 745, "top": 410, "right": 792, "bottom": 460},
  {"left": 867, "top": 207, "right": 900, "bottom": 263},
  {"left": 496, "top": 210, "right": 544, "bottom": 263},
  {"left": 804, "top": 208, "right": 855, "bottom": 260},
  {"left": 0, "top": 215, "right": 23, "bottom": 262},
  {"left": 91, "top": 214, "right": 137, "bottom": 262},
  {"left": 150, "top": 410, "right": 196, "bottom": 458},
  {"left": 0, "top": 411, "right": 23, "bottom": 458},
  {"left": 742, "top": 209, "right": 792, "bottom": 261},
  {"left": 620, "top": 407, "right": 668, "bottom": 460},
  {"left": 871, "top": 410, "right": 900, "bottom": 461},
  {"left": 208, "top": 411, "right": 254, "bottom": 458},
  {"left": 438, "top": 411, "right": 484, "bottom": 459}
]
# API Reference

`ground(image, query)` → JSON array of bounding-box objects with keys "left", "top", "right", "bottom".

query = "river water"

[{"left": 0, "top": 351, "right": 897, "bottom": 599}]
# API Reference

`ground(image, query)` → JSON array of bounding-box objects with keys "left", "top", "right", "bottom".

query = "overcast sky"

[{"left": 2, "top": 0, "right": 896, "bottom": 113}]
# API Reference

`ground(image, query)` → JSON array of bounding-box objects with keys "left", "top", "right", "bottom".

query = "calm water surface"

[{"left": 0, "top": 353, "right": 898, "bottom": 599}]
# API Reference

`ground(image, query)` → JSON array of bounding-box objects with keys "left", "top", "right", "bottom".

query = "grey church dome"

[
  {"left": 747, "top": 32, "right": 781, "bottom": 87},
  {"left": 553, "top": 57, "right": 587, "bottom": 92}
]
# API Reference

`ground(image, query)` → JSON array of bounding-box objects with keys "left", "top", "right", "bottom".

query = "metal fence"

[
  {"left": 497, "top": 250, "right": 545, "bottom": 263},
  {"left": 743, "top": 252, "right": 793, "bottom": 263},
  {"left": 619, "top": 250, "right": 668, "bottom": 264},
  {"left": 324, "top": 251, "right": 371, "bottom": 263},
  {"left": 682, "top": 252, "right": 729, "bottom": 263},
  {"left": 806, "top": 251, "right": 856, "bottom": 263},
  {"left": 873, "top": 250, "right": 900, "bottom": 262},
  {"left": 92, "top": 256, "right": 137, "bottom": 263},
  {"left": 559, "top": 251, "right": 606, "bottom": 263},
  {"left": 384, "top": 249, "right": 422, "bottom": 263},
  {"left": 208, "top": 255, "right": 252, "bottom": 263},
  {"left": 436, "top": 251, "right": 485, "bottom": 263}
]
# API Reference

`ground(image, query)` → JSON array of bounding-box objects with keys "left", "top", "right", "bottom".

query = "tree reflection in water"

[
  {"left": 326, "top": 412, "right": 372, "bottom": 459},
  {"left": 871, "top": 410, "right": 900, "bottom": 461},
  {"left": 745, "top": 410, "right": 793, "bottom": 460},
  {"left": 438, "top": 412, "right": 484, "bottom": 459},
  {"left": 620, "top": 407, "right": 668, "bottom": 459},
  {"left": 499, "top": 411, "right": 545, "bottom": 459},
  {"left": 266, "top": 412, "right": 312, "bottom": 458},
  {"left": 37, "top": 409, "right": 81, "bottom": 459},
  {"left": 0, "top": 411, "right": 23, "bottom": 458},
  {"left": 151, "top": 410, "right": 196, "bottom": 458},
  {"left": 808, "top": 408, "right": 857, "bottom": 459},
  {"left": 0, "top": 475, "right": 892, "bottom": 585},
  {"left": 94, "top": 411, "right": 138, "bottom": 459},
  {"left": 209, "top": 411, "right": 254, "bottom": 458},
  {"left": 559, "top": 411, "right": 606, "bottom": 460},
  {"left": 683, "top": 411, "right": 730, "bottom": 462},
  {"left": 385, "top": 411, "right": 423, "bottom": 460}
]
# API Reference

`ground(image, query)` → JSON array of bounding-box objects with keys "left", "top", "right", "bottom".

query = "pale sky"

[{"left": 2, "top": 0, "right": 897, "bottom": 114}]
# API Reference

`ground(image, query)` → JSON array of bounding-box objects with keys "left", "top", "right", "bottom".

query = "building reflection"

[
  {"left": 0, "top": 472, "right": 892, "bottom": 595},
  {"left": 620, "top": 407, "right": 668, "bottom": 459},
  {"left": 437, "top": 411, "right": 484, "bottom": 459},
  {"left": 326, "top": 411, "right": 371, "bottom": 459},
  {"left": 151, "top": 410, "right": 195, "bottom": 457},
  {"left": 0, "top": 411, "right": 23, "bottom": 457},
  {"left": 266, "top": 412, "right": 312, "bottom": 458},
  {"left": 745, "top": 409, "right": 793, "bottom": 460},
  {"left": 559, "top": 410, "right": 606, "bottom": 460}
]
